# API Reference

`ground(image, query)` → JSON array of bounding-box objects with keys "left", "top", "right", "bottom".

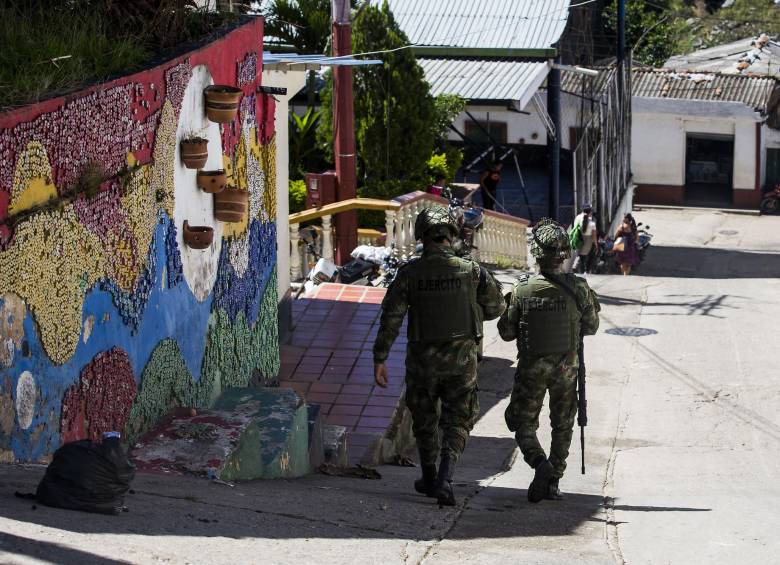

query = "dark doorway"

[{"left": 685, "top": 134, "right": 734, "bottom": 206}]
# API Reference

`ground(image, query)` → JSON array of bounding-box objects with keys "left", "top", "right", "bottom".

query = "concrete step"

[{"left": 132, "top": 387, "right": 310, "bottom": 481}]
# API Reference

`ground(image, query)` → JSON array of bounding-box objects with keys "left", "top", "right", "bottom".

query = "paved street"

[{"left": 1, "top": 207, "right": 779, "bottom": 564}]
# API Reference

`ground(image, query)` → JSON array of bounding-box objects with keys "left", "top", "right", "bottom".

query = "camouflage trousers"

[
  {"left": 505, "top": 352, "right": 578, "bottom": 479},
  {"left": 405, "top": 340, "right": 480, "bottom": 466}
]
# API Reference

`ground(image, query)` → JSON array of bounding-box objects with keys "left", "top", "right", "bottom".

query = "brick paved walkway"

[{"left": 280, "top": 283, "right": 407, "bottom": 464}]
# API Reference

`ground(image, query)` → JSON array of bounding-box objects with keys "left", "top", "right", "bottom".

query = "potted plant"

[
  {"left": 204, "top": 85, "right": 242, "bottom": 123},
  {"left": 214, "top": 187, "right": 248, "bottom": 223},
  {"left": 197, "top": 170, "right": 227, "bottom": 194},
  {"left": 180, "top": 135, "right": 208, "bottom": 169},
  {"left": 182, "top": 220, "right": 214, "bottom": 249}
]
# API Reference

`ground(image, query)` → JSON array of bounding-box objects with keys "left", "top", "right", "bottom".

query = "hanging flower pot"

[
  {"left": 204, "top": 85, "right": 242, "bottom": 123},
  {"left": 182, "top": 220, "right": 214, "bottom": 249},
  {"left": 197, "top": 170, "right": 227, "bottom": 194},
  {"left": 180, "top": 137, "right": 208, "bottom": 169},
  {"left": 214, "top": 188, "right": 248, "bottom": 223}
]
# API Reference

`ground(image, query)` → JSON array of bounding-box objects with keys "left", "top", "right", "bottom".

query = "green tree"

[
  {"left": 318, "top": 1, "right": 436, "bottom": 183},
  {"left": 289, "top": 107, "right": 323, "bottom": 179},
  {"left": 262, "top": 0, "right": 331, "bottom": 107},
  {"left": 603, "top": 0, "right": 687, "bottom": 66}
]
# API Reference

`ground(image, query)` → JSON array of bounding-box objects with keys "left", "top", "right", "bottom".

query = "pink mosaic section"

[{"left": 280, "top": 283, "right": 407, "bottom": 463}]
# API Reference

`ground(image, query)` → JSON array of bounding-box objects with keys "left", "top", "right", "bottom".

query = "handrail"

[{"left": 289, "top": 197, "right": 400, "bottom": 224}]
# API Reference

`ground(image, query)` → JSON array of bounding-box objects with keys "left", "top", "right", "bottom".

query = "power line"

[{"left": 298, "top": 0, "right": 601, "bottom": 63}]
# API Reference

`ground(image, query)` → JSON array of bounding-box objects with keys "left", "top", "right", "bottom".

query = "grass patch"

[{"left": 0, "top": 2, "right": 239, "bottom": 111}]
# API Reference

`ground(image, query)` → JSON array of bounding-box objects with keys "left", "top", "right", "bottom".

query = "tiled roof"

[
  {"left": 419, "top": 58, "right": 550, "bottom": 106},
  {"left": 632, "top": 68, "right": 778, "bottom": 111},
  {"left": 370, "top": 0, "right": 570, "bottom": 50}
]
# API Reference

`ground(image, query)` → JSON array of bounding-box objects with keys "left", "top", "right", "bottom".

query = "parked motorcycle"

[
  {"left": 443, "top": 188, "right": 484, "bottom": 258},
  {"left": 636, "top": 222, "right": 653, "bottom": 266},
  {"left": 760, "top": 184, "right": 780, "bottom": 215}
]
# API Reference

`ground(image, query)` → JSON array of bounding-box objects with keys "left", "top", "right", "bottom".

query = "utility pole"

[
  {"left": 547, "top": 56, "right": 561, "bottom": 222},
  {"left": 617, "top": 0, "right": 626, "bottom": 99},
  {"left": 331, "top": 0, "right": 357, "bottom": 264}
]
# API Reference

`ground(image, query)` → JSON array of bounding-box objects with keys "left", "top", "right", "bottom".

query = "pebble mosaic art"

[{"left": 0, "top": 31, "right": 281, "bottom": 461}]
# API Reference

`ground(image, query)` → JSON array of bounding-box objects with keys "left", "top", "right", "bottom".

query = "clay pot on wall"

[
  {"left": 182, "top": 220, "right": 214, "bottom": 249},
  {"left": 214, "top": 189, "right": 249, "bottom": 223},
  {"left": 204, "top": 85, "right": 242, "bottom": 123},
  {"left": 180, "top": 138, "right": 208, "bottom": 169},
  {"left": 197, "top": 170, "right": 227, "bottom": 193}
]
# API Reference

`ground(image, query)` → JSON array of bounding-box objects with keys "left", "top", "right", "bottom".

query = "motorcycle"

[
  {"left": 636, "top": 222, "right": 653, "bottom": 266},
  {"left": 443, "top": 188, "right": 484, "bottom": 258},
  {"left": 760, "top": 184, "right": 780, "bottom": 215}
]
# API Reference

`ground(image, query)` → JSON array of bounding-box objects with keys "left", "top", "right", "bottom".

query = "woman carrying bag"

[{"left": 613, "top": 213, "right": 639, "bottom": 276}]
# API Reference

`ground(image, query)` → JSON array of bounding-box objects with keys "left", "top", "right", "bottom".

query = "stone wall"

[{"left": 0, "top": 19, "right": 281, "bottom": 461}]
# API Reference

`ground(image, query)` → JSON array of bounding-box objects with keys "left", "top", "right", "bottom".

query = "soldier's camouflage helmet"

[
  {"left": 530, "top": 217, "right": 571, "bottom": 260},
  {"left": 414, "top": 205, "right": 459, "bottom": 241}
]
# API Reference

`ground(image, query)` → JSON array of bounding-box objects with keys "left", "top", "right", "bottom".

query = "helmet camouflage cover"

[
  {"left": 530, "top": 217, "right": 571, "bottom": 260},
  {"left": 414, "top": 205, "right": 459, "bottom": 241}
]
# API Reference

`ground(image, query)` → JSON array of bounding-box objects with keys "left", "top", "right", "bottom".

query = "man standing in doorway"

[
  {"left": 498, "top": 218, "right": 600, "bottom": 502},
  {"left": 373, "top": 206, "right": 505, "bottom": 506}
]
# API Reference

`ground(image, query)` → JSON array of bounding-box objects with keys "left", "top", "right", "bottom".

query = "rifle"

[{"left": 577, "top": 332, "right": 587, "bottom": 474}]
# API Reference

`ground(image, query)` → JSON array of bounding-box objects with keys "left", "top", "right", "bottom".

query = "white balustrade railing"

[{"left": 289, "top": 191, "right": 529, "bottom": 281}]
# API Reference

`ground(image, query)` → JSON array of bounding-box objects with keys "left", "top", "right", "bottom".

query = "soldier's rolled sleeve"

[
  {"left": 497, "top": 287, "right": 519, "bottom": 341},
  {"left": 476, "top": 265, "right": 506, "bottom": 321},
  {"left": 372, "top": 272, "right": 409, "bottom": 363},
  {"left": 581, "top": 288, "right": 601, "bottom": 336}
]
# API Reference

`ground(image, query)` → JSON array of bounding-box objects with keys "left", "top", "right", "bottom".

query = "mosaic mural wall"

[{"left": 0, "top": 19, "right": 281, "bottom": 461}]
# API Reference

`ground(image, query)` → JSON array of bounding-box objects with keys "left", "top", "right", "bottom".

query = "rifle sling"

[{"left": 539, "top": 271, "right": 584, "bottom": 317}]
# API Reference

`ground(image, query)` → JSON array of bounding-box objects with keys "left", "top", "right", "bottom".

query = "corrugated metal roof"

[
  {"left": 559, "top": 66, "right": 616, "bottom": 95},
  {"left": 632, "top": 68, "right": 778, "bottom": 111},
  {"left": 665, "top": 36, "right": 780, "bottom": 78},
  {"left": 419, "top": 58, "right": 550, "bottom": 107},
  {"left": 371, "top": 0, "right": 570, "bottom": 50}
]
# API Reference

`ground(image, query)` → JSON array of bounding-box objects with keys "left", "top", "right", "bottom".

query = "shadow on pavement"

[
  {"left": 638, "top": 245, "right": 780, "bottom": 278},
  {"left": 0, "top": 531, "right": 130, "bottom": 565},
  {"left": 598, "top": 293, "right": 745, "bottom": 318}
]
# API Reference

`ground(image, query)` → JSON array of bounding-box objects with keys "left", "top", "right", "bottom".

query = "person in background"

[
  {"left": 614, "top": 213, "right": 639, "bottom": 276},
  {"left": 569, "top": 204, "right": 598, "bottom": 273},
  {"left": 479, "top": 161, "right": 502, "bottom": 211},
  {"left": 429, "top": 175, "right": 446, "bottom": 197}
]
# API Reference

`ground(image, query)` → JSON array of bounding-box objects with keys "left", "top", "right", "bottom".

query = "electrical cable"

[{"left": 291, "top": 0, "right": 601, "bottom": 63}]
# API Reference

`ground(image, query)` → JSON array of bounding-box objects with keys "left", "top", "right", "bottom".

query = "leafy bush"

[
  {"left": 357, "top": 178, "right": 423, "bottom": 228},
  {"left": 289, "top": 179, "right": 308, "bottom": 214},
  {"left": 426, "top": 148, "right": 463, "bottom": 184}
]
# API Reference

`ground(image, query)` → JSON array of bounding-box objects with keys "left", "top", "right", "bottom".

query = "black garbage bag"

[{"left": 34, "top": 438, "right": 135, "bottom": 515}]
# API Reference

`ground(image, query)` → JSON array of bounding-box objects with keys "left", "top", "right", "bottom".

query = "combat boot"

[
  {"left": 546, "top": 478, "right": 563, "bottom": 501},
  {"left": 433, "top": 454, "right": 456, "bottom": 507},
  {"left": 527, "top": 458, "right": 553, "bottom": 503},
  {"left": 414, "top": 464, "right": 437, "bottom": 497}
]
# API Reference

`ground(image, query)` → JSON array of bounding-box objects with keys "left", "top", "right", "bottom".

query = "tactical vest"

[
  {"left": 406, "top": 255, "right": 480, "bottom": 343},
  {"left": 514, "top": 273, "right": 580, "bottom": 356}
]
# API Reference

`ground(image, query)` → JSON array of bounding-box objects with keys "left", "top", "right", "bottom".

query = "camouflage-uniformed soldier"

[
  {"left": 498, "top": 218, "right": 600, "bottom": 503},
  {"left": 373, "top": 206, "right": 505, "bottom": 506}
]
